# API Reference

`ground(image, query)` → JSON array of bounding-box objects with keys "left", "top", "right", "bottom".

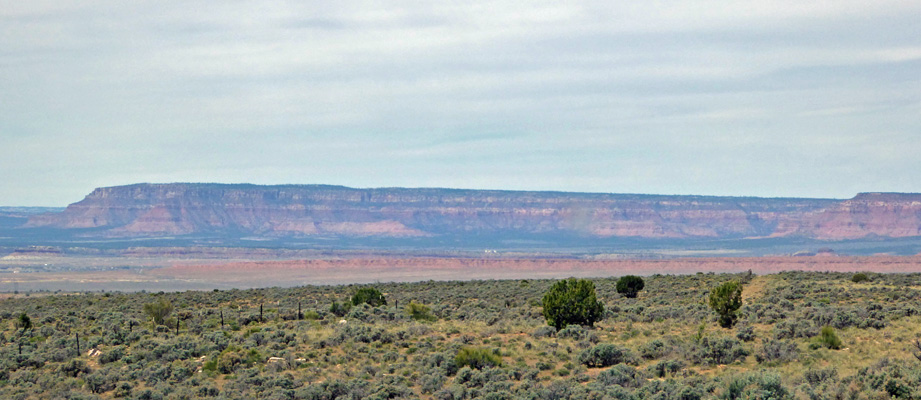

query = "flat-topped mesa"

[
  {"left": 793, "top": 192, "right": 921, "bottom": 240},
  {"left": 23, "top": 183, "right": 921, "bottom": 240}
]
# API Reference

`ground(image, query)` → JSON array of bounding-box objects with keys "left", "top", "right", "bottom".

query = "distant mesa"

[
  {"left": 1, "top": 246, "right": 62, "bottom": 260},
  {"left": 22, "top": 183, "right": 921, "bottom": 241}
]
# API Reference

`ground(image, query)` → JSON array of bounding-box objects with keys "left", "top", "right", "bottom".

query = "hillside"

[
  {"left": 22, "top": 183, "right": 921, "bottom": 241},
  {"left": 1, "top": 272, "right": 920, "bottom": 399}
]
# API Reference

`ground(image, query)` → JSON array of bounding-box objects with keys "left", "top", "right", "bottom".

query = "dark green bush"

[
  {"left": 648, "top": 359, "right": 684, "bottom": 378},
  {"left": 579, "top": 344, "right": 633, "bottom": 368},
  {"left": 329, "top": 301, "right": 351, "bottom": 317},
  {"left": 616, "top": 275, "right": 645, "bottom": 298},
  {"left": 709, "top": 281, "right": 743, "bottom": 328},
  {"left": 351, "top": 288, "right": 387, "bottom": 307},
  {"left": 15, "top": 313, "right": 31, "bottom": 330},
  {"left": 851, "top": 273, "right": 870, "bottom": 283},
  {"left": 542, "top": 278, "right": 604, "bottom": 330}
]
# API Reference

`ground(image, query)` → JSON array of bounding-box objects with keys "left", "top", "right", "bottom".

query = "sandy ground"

[{"left": 4, "top": 255, "right": 921, "bottom": 292}]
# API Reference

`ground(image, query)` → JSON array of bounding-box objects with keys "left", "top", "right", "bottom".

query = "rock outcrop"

[{"left": 23, "top": 183, "right": 921, "bottom": 240}]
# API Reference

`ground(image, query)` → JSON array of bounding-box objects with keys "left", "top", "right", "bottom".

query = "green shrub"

[
  {"left": 143, "top": 298, "right": 173, "bottom": 325},
  {"left": 351, "top": 287, "right": 387, "bottom": 307},
  {"left": 755, "top": 339, "right": 798, "bottom": 364},
  {"left": 578, "top": 344, "right": 633, "bottom": 368},
  {"left": 531, "top": 326, "right": 556, "bottom": 338},
  {"left": 455, "top": 347, "right": 502, "bottom": 370},
  {"left": 709, "top": 281, "right": 743, "bottom": 328},
  {"left": 817, "top": 326, "right": 842, "bottom": 350},
  {"left": 723, "top": 371, "right": 789, "bottom": 400},
  {"left": 595, "top": 364, "right": 641, "bottom": 388},
  {"left": 15, "top": 313, "right": 31, "bottom": 330},
  {"left": 804, "top": 367, "right": 837, "bottom": 385},
  {"left": 692, "top": 336, "right": 748, "bottom": 366},
  {"left": 202, "top": 360, "right": 218, "bottom": 373},
  {"left": 406, "top": 301, "right": 436, "bottom": 322},
  {"left": 542, "top": 278, "right": 604, "bottom": 330},
  {"left": 639, "top": 339, "right": 669, "bottom": 360},
  {"left": 851, "top": 273, "right": 870, "bottom": 283},
  {"left": 736, "top": 325, "right": 755, "bottom": 342},
  {"left": 330, "top": 301, "right": 351, "bottom": 317},
  {"left": 616, "top": 275, "right": 645, "bottom": 298},
  {"left": 648, "top": 359, "right": 684, "bottom": 378}
]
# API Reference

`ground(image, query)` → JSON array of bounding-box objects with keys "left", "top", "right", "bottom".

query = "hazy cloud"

[{"left": 2, "top": 0, "right": 920, "bottom": 205}]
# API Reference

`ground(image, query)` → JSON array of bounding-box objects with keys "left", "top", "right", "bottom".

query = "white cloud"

[{"left": 1, "top": 0, "right": 920, "bottom": 205}]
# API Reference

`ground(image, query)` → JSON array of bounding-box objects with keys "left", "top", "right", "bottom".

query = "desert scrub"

[
  {"left": 455, "top": 347, "right": 502, "bottom": 370},
  {"left": 691, "top": 336, "right": 749, "bottom": 366},
  {"left": 815, "top": 326, "right": 842, "bottom": 350},
  {"left": 595, "top": 363, "right": 643, "bottom": 388},
  {"left": 351, "top": 287, "right": 387, "bottom": 307},
  {"left": 755, "top": 339, "right": 798, "bottom": 364},
  {"left": 405, "top": 301, "right": 436, "bottom": 322},
  {"left": 0, "top": 271, "right": 917, "bottom": 399},
  {"left": 578, "top": 344, "right": 634, "bottom": 368},
  {"left": 723, "top": 371, "right": 790, "bottom": 400}
]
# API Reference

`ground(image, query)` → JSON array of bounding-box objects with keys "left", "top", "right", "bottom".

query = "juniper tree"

[
  {"left": 709, "top": 280, "right": 743, "bottom": 328},
  {"left": 542, "top": 278, "right": 604, "bottom": 330}
]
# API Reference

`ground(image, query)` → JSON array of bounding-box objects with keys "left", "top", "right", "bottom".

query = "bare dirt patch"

[
  {"left": 5, "top": 255, "right": 921, "bottom": 292},
  {"left": 150, "top": 255, "right": 921, "bottom": 288}
]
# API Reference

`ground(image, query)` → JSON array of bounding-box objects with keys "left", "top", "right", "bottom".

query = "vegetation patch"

[{"left": 1, "top": 271, "right": 920, "bottom": 398}]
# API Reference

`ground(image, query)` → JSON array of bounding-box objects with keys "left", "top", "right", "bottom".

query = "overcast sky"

[{"left": 2, "top": 1, "right": 920, "bottom": 205}]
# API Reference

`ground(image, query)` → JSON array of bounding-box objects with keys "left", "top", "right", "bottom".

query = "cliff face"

[{"left": 24, "top": 183, "right": 921, "bottom": 240}]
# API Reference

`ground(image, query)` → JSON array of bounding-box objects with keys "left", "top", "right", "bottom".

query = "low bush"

[
  {"left": 649, "top": 359, "right": 684, "bottom": 378},
  {"left": 531, "top": 326, "right": 556, "bottom": 338},
  {"left": 616, "top": 275, "right": 645, "bottom": 298},
  {"left": 735, "top": 325, "right": 755, "bottom": 342},
  {"left": 804, "top": 367, "right": 837, "bottom": 385},
  {"left": 755, "top": 339, "right": 798, "bottom": 364},
  {"left": 638, "top": 339, "right": 669, "bottom": 360},
  {"left": 405, "top": 301, "right": 436, "bottom": 322},
  {"left": 578, "top": 344, "right": 633, "bottom": 368},
  {"left": 595, "top": 364, "right": 641, "bottom": 388},
  {"left": 557, "top": 325, "right": 592, "bottom": 341},
  {"left": 691, "top": 336, "right": 748, "bottom": 366},
  {"left": 455, "top": 347, "right": 502, "bottom": 370},
  {"left": 723, "top": 371, "right": 789, "bottom": 400},
  {"left": 816, "top": 326, "right": 842, "bottom": 350},
  {"left": 351, "top": 287, "right": 387, "bottom": 307}
]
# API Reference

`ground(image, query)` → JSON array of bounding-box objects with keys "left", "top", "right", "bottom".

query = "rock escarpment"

[{"left": 24, "top": 183, "right": 921, "bottom": 240}]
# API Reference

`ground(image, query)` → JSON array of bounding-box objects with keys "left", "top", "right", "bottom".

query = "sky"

[{"left": 2, "top": 1, "right": 920, "bottom": 206}]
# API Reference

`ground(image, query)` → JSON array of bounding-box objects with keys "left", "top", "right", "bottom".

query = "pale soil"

[{"left": 4, "top": 255, "right": 921, "bottom": 292}]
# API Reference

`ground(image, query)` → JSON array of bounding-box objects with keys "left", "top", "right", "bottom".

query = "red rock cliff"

[{"left": 25, "top": 184, "right": 921, "bottom": 240}]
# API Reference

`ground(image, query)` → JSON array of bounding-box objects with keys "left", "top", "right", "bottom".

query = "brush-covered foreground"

[{"left": 2, "top": 271, "right": 921, "bottom": 399}]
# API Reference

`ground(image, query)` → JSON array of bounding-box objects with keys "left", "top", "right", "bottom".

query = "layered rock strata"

[{"left": 25, "top": 184, "right": 921, "bottom": 240}]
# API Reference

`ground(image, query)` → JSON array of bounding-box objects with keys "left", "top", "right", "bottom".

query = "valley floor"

[{"left": 2, "top": 271, "right": 921, "bottom": 399}]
